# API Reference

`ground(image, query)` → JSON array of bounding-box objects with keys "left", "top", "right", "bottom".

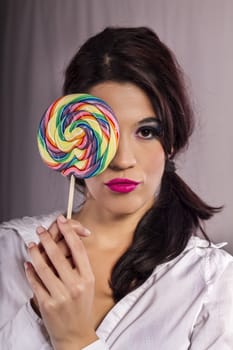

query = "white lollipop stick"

[{"left": 66, "top": 174, "right": 75, "bottom": 219}]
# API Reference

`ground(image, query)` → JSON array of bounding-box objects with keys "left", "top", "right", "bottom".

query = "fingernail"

[
  {"left": 27, "top": 241, "right": 36, "bottom": 248},
  {"left": 24, "top": 261, "right": 30, "bottom": 270},
  {"left": 58, "top": 215, "right": 67, "bottom": 223},
  {"left": 84, "top": 228, "right": 91, "bottom": 236},
  {"left": 36, "top": 226, "right": 45, "bottom": 235}
]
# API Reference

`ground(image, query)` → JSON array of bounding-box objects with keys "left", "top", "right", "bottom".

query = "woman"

[{"left": 0, "top": 27, "right": 233, "bottom": 350}]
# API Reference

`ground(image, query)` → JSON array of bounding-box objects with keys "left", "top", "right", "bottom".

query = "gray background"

[{"left": 0, "top": 0, "right": 232, "bottom": 253}]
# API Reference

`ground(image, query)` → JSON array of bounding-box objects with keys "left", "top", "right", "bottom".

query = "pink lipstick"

[{"left": 104, "top": 178, "right": 141, "bottom": 193}]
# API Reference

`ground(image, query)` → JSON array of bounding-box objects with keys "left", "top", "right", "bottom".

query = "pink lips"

[{"left": 104, "top": 178, "right": 141, "bottom": 193}]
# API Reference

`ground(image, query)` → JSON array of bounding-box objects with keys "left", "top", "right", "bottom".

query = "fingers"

[
  {"left": 41, "top": 217, "right": 91, "bottom": 247},
  {"left": 37, "top": 221, "right": 61, "bottom": 257},
  {"left": 41, "top": 238, "right": 71, "bottom": 263},
  {"left": 36, "top": 228, "right": 80, "bottom": 286},
  {"left": 24, "top": 261, "right": 50, "bottom": 302},
  {"left": 57, "top": 238, "right": 71, "bottom": 256},
  {"left": 27, "top": 215, "right": 93, "bottom": 300},
  {"left": 67, "top": 218, "right": 91, "bottom": 237},
  {"left": 57, "top": 216, "right": 93, "bottom": 278},
  {"left": 38, "top": 217, "right": 90, "bottom": 257},
  {"left": 28, "top": 242, "right": 67, "bottom": 298},
  {"left": 48, "top": 221, "right": 63, "bottom": 242},
  {"left": 25, "top": 216, "right": 95, "bottom": 336}
]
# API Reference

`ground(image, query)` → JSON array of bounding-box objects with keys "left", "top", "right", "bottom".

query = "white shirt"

[{"left": 0, "top": 212, "right": 233, "bottom": 350}]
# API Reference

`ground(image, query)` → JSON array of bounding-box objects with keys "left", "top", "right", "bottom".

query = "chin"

[{"left": 106, "top": 198, "right": 153, "bottom": 217}]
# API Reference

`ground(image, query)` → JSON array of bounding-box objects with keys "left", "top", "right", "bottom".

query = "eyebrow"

[{"left": 137, "top": 116, "right": 161, "bottom": 125}]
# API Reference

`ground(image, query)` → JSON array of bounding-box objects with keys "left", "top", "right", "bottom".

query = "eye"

[{"left": 136, "top": 125, "right": 162, "bottom": 140}]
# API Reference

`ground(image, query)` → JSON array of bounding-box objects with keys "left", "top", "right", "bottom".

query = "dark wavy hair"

[{"left": 63, "top": 26, "right": 221, "bottom": 302}]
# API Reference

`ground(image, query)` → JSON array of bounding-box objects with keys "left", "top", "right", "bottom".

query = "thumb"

[{"left": 57, "top": 215, "right": 92, "bottom": 237}]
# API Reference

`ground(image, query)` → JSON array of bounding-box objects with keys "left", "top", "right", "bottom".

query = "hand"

[
  {"left": 31, "top": 218, "right": 91, "bottom": 315},
  {"left": 25, "top": 215, "right": 97, "bottom": 350}
]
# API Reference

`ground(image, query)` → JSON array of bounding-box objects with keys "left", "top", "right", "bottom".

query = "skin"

[{"left": 25, "top": 82, "right": 166, "bottom": 350}]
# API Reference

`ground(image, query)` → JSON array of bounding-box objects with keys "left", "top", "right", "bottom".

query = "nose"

[{"left": 108, "top": 134, "right": 136, "bottom": 171}]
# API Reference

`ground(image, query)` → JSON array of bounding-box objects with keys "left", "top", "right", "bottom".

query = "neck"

[{"left": 73, "top": 198, "right": 152, "bottom": 249}]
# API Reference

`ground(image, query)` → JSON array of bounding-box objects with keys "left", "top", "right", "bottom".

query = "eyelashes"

[{"left": 136, "top": 123, "right": 163, "bottom": 140}]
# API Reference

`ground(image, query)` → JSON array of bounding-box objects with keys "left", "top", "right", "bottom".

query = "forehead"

[{"left": 88, "top": 81, "right": 156, "bottom": 125}]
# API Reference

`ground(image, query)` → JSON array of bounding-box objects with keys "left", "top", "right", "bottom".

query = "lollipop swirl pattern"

[{"left": 37, "top": 94, "right": 119, "bottom": 178}]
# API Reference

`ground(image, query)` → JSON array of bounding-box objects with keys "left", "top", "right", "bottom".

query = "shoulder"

[
  {"left": 189, "top": 235, "right": 233, "bottom": 263},
  {"left": 0, "top": 211, "right": 61, "bottom": 246},
  {"left": 185, "top": 236, "right": 233, "bottom": 287},
  {"left": 186, "top": 238, "right": 233, "bottom": 346},
  {"left": 153, "top": 236, "right": 233, "bottom": 288}
]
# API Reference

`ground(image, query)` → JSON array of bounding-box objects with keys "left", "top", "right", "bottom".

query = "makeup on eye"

[{"left": 135, "top": 117, "right": 163, "bottom": 139}]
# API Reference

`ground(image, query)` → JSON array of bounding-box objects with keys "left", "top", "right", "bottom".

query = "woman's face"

[{"left": 85, "top": 81, "right": 165, "bottom": 217}]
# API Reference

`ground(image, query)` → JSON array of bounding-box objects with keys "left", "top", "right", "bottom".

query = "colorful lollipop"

[{"left": 37, "top": 93, "right": 119, "bottom": 217}]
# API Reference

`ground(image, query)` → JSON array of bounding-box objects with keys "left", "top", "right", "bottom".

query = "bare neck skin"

[{"left": 73, "top": 195, "right": 154, "bottom": 250}]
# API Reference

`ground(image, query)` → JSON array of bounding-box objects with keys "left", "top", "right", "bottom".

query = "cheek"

[
  {"left": 143, "top": 146, "right": 165, "bottom": 178},
  {"left": 84, "top": 175, "right": 103, "bottom": 196}
]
